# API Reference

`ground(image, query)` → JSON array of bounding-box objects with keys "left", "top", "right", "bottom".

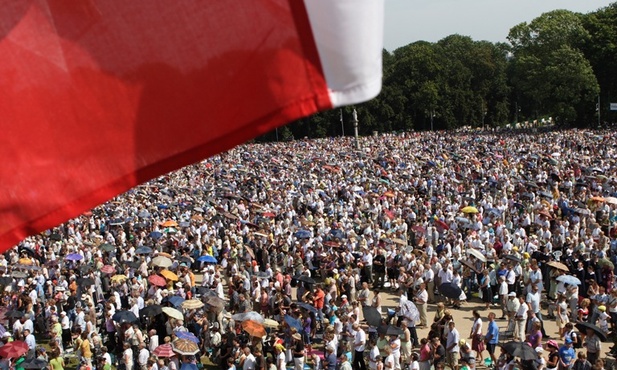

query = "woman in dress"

[
  {"left": 556, "top": 294, "right": 569, "bottom": 337},
  {"left": 469, "top": 310, "right": 484, "bottom": 364}
]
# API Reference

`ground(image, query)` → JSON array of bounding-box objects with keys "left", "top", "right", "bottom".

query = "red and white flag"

[{"left": 0, "top": 0, "right": 384, "bottom": 251}]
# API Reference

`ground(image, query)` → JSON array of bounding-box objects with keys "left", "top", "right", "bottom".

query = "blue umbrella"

[
  {"left": 295, "top": 230, "right": 311, "bottom": 239},
  {"left": 135, "top": 246, "right": 153, "bottom": 255},
  {"left": 65, "top": 253, "right": 83, "bottom": 261},
  {"left": 330, "top": 229, "right": 345, "bottom": 239},
  {"left": 284, "top": 315, "right": 302, "bottom": 331},
  {"left": 297, "top": 302, "right": 319, "bottom": 314},
  {"left": 197, "top": 255, "right": 217, "bottom": 264},
  {"left": 150, "top": 231, "right": 163, "bottom": 240},
  {"left": 180, "top": 364, "right": 198, "bottom": 370},
  {"left": 556, "top": 275, "right": 582, "bottom": 286},
  {"left": 157, "top": 204, "right": 169, "bottom": 209},
  {"left": 164, "top": 296, "right": 185, "bottom": 307},
  {"left": 174, "top": 331, "right": 200, "bottom": 343}
]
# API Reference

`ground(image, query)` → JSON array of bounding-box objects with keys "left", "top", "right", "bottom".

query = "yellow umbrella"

[
  {"left": 461, "top": 206, "right": 479, "bottom": 214},
  {"left": 161, "top": 220, "right": 178, "bottom": 227},
  {"left": 162, "top": 307, "right": 183, "bottom": 320},
  {"left": 111, "top": 274, "right": 128, "bottom": 283},
  {"left": 18, "top": 258, "right": 32, "bottom": 265},
  {"left": 160, "top": 269, "right": 179, "bottom": 281},
  {"left": 156, "top": 252, "right": 173, "bottom": 258},
  {"left": 181, "top": 299, "right": 204, "bottom": 310}
]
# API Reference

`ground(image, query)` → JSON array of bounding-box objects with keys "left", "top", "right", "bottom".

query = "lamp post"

[
  {"left": 430, "top": 110, "right": 435, "bottom": 131},
  {"left": 340, "top": 108, "right": 345, "bottom": 137},
  {"left": 352, "top": 108, "right": 359, "bottom": 149}
]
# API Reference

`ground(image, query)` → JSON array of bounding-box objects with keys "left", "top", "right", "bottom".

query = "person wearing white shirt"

[
  {"left": 446, "top": 322, "right": 460, "bottom": 370},
  {"left": 24, "top": 329, "right": 36, "bottom": 358},
  {"left": 137, "top": 343, "right": 149, "bottom": 370},
  {"left": 514, "top": 296, "right": 529, "bottom": 342},
  {"left": 352, "top": 323, "right": 367, "bottom": 370}
]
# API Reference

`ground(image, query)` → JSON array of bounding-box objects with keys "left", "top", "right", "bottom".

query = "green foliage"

[{"left": 255, "top": 3, "right": 616, "bottom": 140}]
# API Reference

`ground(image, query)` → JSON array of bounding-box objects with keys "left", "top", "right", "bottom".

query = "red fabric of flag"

[{"left": 0, "top": 0, "right": 332, "bottom": 249}]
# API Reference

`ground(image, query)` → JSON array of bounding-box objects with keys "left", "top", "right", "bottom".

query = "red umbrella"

[
  {"left": 0, "top": 341, "right": 28, "bottom": 358},
  {"left": 384, "top": 209, "right": 395, "bottom": 220},
  {"left": 262, "top": 212, "right": 276, "bottom": 218},
  {"left": 152, "top": 344, "right": 175, "bottom": 358},
  {"left": 100, "top": 265, "right": 115, "bottom": 274},
  {"left": 435, "top": 219, "right": 449, "bottom": 230},
  {"left": 148, "top": 275, "right": 166, "bottom": 287},
  {"left": 323, "top": 241, "right": 339, "bottom": 248}
]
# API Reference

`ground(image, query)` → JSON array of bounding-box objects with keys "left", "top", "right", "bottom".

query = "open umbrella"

[
  {"left": 0, "top": 341, "right": 28, "bottom": 359},
  {"left": 140, "top": 305, "right": 163, "bottom": 318},
  {"left": 182, "top": 299, "right": 204, "bottom": 310},
  {"left": 65, "top": 253, "right": 83, "bottom": 261},
  {"left": 438, "top": 283, "right": 462, "bottom": 300},
  {"left": 503, "top": 255, "right": 521, "bottom": 263},
  {"left": 162, "top": 307, "right": 183, "bottom": 320},
  {"left": 546, "top": 261, "right": 569, "bottom": 272},
  {"left": 152, "top": 344, "right": 175, "bottom": 358},
  {"left": 598, "top": 258, "right": 614, "bottom": 270},
  {"left": 21, "top": 359, "right": 48, "bottom": 369},
  {"left": 112, "top": 310, "right": 138, "bottom": 324},
  {"left": 284, "top": 315, "right": 302, "bottom": 331},
  {"left": 77, "top": 277, "right": 95, "bottom": 287},
  {"left": 297, "top": 302, "right": 319, "bottom": 314},
  {"left": 197, "top": 255, "right": 217, "bottom": 264},
  {"left": 163, "top": 296, "right": 185, "bottom": 308},
  {"left": 151, "top": 256, "right": 173, "bottom": 268},
  {"left": 123, "top": 261, "right": 141, "bottom": 269},
  {"left": 467, "top": 249, "right": 487, "bottom": 262},
  {"left": 150, "top": 231, "right": 163, "bottom": 240},
  {"left": 174, "top": 331, "right": 200, "bottom": 343},
  {"left": 377, "top": 325, "right": 404, "bottom": 336},
  {"left": 391, "top": 238, "right": 406, "bottom": 246},
  {"left": 148, "top": 275, "right": 167, "bottom": 287},
  {"left": 135, "top": 246, "right": 153, "bottom": 255},
  {"left": 17, "top": 258, "right": 32, "bottom": 265},
  {"left": 459, "top": 260, "right": 480, "bottom": 274},
  {"left": 232, "top": 311, "right": 264, "bottom": 323},
  {"left": 100, "top": 265, "right": 115, "bottom": 274},
  {"left": 111, "top": 274, "right": 128, "bottom": 283},
  {"left": 501, "top": 341, "right": 538, "bottom": 360},
  {"left": 180, "top": 364, "right": 198, "bottom": 370},
  {"left": 171, "top": 339, "right": 199, "bottom": 356},
  {"left": 362, "top": 306, "right": 383, "bottom": 327},
  {"left": 11, "top": 271, "right": 27, "bottom": 279},
  {"left": 160, "top": 269, "right": 179, "bottom": 281},
  {"left": 293, "top": 275, "right": 316, "bottom": 285},
  {"left": 202, "top": 294, "right": 226, "bottom": 309},
  {"left": 99, "top": 243, "right": 115, "bottom": 252},
  {"left": 263, "top": 318, "right": 280, "bottom": 329},
  {"left": 557, "top": 275, "right": 581, "bottom": 286},
  {"left": 294, "top": 230, "right": 311, "bottom": 239},
  {"left": 242, "top": 320, "right": 267, "bottom": 337},
  {"left": 5, "top": 310, "right": 24, "bottom": 319},
  {"left": 604, "top": 197, "right": 617, "bottom": 205},
  {"left": 461, "top": 206, "right": 479, "bottom": 214},
  {"left": 162, "top": 220, "right": 178, "bottom": 227},
  {"left": 575, "top": 322, "right": 607, "bottom": 341},
  {"left": 0, "top": 277, "right": 13, "bottom": 286}
]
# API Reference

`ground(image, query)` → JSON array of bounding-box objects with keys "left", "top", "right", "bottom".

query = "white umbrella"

[
  {"left": 467, "top": 248, "right": 487, "bottom": 262},
  {"left": 151, "top": 256, "right": 172, "bottom": 268},
  {"left": 604, "top": 197, "right": 617, "bottom": 205},
  {"left": 162, "top": 307, "right": 183, "bottom": 320}
]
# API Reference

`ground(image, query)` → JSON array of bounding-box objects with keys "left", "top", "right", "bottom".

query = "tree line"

[{"left": 258, "top": 4, "right": 617, "bottom": 141}]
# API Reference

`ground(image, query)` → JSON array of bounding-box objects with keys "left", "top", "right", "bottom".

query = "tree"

[{"left": 508, "top": 10, "right": 599, "bottom": 125}]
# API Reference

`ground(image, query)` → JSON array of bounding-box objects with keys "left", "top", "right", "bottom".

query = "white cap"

[{"left": 508, "top": 292, "right": 516, "bottom": 297}]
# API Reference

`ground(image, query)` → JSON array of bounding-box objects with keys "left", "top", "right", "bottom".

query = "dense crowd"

[{"left": 0, "top": 128, "right": 617, "bottom": 370}]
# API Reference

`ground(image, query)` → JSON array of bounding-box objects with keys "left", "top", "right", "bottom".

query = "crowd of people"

[{"left": 0, "top": 128, "right": 616, "bottom": 370}]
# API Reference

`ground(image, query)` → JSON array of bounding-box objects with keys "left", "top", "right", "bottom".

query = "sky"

[{"left": 384, "top": 0, "right": 614, "bottom": 51}]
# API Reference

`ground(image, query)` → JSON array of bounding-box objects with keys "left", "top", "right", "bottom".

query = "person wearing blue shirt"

[
  {"left": 559, "top": 338, "right": 576, "bottom": 370},
  {"left": 485, "top": 313, "right": 500, "bottom": 368}
]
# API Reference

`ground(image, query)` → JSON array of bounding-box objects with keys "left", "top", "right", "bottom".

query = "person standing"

[
  {"left": 446, "top": 321, "right": 460, "bottom": 370},
  {"left": 526, "top": 284, "right": 548, "bottom": 338},
  {"left": 352, "top": 322, "right": 367, "bottom": 370},
  {"left": 422, "top": 264, "right": 435, "bottom": 304},
  {"left": 373, "top": 250, "right": 386, "bottom": 289},
  {"left": 514, "top": 295, "right": 528, "bottom": 342},
  {"left": 583, "top": 329, "right": 601, "bottom": 365},
  {"left": 291, "top": 333, "right": 305, "bottom": 370},
  {"left": 558, "top": 338, "right": 575, "bottom": 370},
  {"left": 340, "top": 353, "right": 353, "bottom": 370},
  {"left": 469, "top": 310, "right": 483, "bottom": 364},
  {"left": 413, "top": 282, "right": 428, "bottom": 327},
  {"left": 484, "top": 313, "right": 499, "bottom": 368}
]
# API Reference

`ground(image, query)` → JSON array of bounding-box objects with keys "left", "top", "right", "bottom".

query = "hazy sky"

[{"left": 384, "top": 0, "right": 614, "bottom": 51}]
